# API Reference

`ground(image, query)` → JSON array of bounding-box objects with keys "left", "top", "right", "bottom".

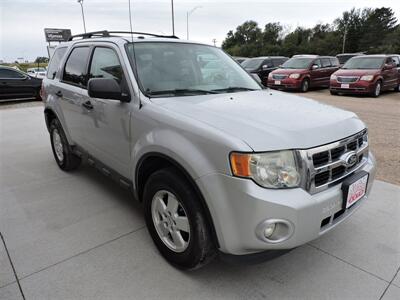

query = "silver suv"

[{"left": 42, "top": 31, "right": 376, "bottom": 269}]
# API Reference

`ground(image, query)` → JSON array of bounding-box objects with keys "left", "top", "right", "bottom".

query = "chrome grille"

[
  {"left": 337, "top": 76, "right": 359, "bottom": 83},
  {"left": 298, "top": 129, "right": 369, "bottom": 194},
  {"left": 272, "top": 74, "right": 288, "bottom": 80}
]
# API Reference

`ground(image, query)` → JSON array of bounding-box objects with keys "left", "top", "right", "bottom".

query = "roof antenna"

[{"left": 128, "top": 0, "right": 134, "bottom": 42}]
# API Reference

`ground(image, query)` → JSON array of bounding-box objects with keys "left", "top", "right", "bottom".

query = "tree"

[{"left": 35, "top": 56, "right": 49, "bottom": 64}]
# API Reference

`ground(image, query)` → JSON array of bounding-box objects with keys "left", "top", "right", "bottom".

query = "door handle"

[
  {"left": 55, "top": 91, "right": 63, "bottom": 97},
  {"left": 82, "top": 101, "right": 94, "bottom": 110}
]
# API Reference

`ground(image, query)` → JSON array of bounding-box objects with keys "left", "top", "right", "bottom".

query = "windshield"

[
  {"left": 126, "top": 42, "right": 261, "bottom": 97},
  {"left": 281, "top": 57, "right": 314, "bottom": 69},
  {"left": 241, "top": 58, "right": 264, "bottom": 69},
  {"left": 342, "top": 57, "right": 385, "bottom": 69}
]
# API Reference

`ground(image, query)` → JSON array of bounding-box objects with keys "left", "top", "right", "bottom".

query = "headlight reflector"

[
  {"left": 330, "top": 74, "right": 337, "bottom": 80},
  {"left": 360, "top": 75, "right": 374, "bottom": 81},
  {"left": 230, "top": 151, "right": 300, "bottom": 188},
  {"left": 289, "top": 73, "right": 301, "bottom": 79}
]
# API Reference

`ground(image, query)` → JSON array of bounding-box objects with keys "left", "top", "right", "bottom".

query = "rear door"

[
  {"left": 57, "top": 46, "right": 92, "bottom": 147},
  {"left": 320, "top": 58, "right": 333, "bottom": 87},
  {"left": 309, "top": 59, "right": 323, "bottom": 87},
  {"left": 83, "top": 45, "right": 132, "bottom": 177}
]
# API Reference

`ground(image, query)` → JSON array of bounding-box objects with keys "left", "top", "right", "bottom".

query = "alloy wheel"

[{"left": 52, "top": 129, "right": 64, "bottom": 162}]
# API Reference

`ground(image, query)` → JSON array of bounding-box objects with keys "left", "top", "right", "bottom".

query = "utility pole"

[
  {"left": 171, "top": 0, "right": 175, "bottom": 36},
  {"left": 212, "top": 38, "right": 217, "bottom": 47},
  {"left": 342, "top": 25, "right": 348, "bottom": 53},
  {"left": 186, "top": 6, "right": 201, "bottom": 40},
  {"left": 77, "top": 0, "right": 86, "bottom": 33}
]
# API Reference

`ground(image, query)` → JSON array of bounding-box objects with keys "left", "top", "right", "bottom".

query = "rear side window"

[
  {"left": 89, "top": 47, "right": 124, "bottom": 83},
  {"left": 321, "top": 58, "right": 331, "bottom": 68},
  {"left": 330, "top": 58, "right": 339, "bottom": 67},
  {"left": 391, "top": 56, "right": 399, "bottom": 66},
  {"left": 46, "top": 47, "right": 67, "bottom": 79},
  {"left": 63, "top": 47, "right": 90, "bottom": 87},
  {"left": 0, "top": 68, "right": 25, "bottom": 79}
]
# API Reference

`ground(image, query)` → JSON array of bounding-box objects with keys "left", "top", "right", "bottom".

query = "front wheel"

[
  {"left": 372, "top": 80, "right": 382, "bottom": 98},
  {"left": 330, "top": 90, "right": 338, "bottom": 95},
  {"left": 300, "top": 79, "right": 310, "bottom": 93},
  {"left": 143, "top": 168, "right": 216, "bottom": 270}
]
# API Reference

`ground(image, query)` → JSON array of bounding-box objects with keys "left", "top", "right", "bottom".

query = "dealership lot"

[{"left": 0, "top": 91, "right": 399, "bottom": 299}]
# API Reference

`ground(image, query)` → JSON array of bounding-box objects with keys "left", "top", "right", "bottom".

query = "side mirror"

[
  {"left": 311, "top": 64, "right": 319, "bottom": 70},
  {"left": 262, "top": 65, "right": 269, "bottom": 70},
  {"left": 88, "top": 78, "right": 130, "bottom": 102}
]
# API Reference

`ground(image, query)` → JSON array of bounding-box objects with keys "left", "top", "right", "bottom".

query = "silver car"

[{"left": 42, "top": 31, "right": 376, "bottom": 269}]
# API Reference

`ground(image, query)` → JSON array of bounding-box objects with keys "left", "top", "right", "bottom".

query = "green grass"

[{"left": 1, "top": 63, "right": 48, "bottom": 73}]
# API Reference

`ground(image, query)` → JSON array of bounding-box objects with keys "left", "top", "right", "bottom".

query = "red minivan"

[
  {"left": 330, "top": 55, "right": 400, "bottom": 97},
  {"left": 267, "top": 55, "right": 339, "bottom": 92}
]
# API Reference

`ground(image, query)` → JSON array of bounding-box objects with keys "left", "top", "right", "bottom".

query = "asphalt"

[{"left": 0, "top": 106, "right": 399, "bottom": 300}]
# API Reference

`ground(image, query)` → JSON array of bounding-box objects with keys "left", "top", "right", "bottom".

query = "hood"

[
  {"left": 271, "top": 68, "right": 307, "bottom": 75},
  {"left": 334, "top": 69, "right": 380, "bottom": 76},
  {"left": 152, "top": 90, "right": 365, "bottom": 151}
]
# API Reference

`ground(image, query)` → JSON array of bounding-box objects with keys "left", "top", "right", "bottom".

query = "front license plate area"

[
  {"left": 341, "top": 83, "right": 350, "bottom": 89},
  {"left": 274, "top": 80, "right": 281, "bottom": 85},
  {"left": 342, "top": 171, "right": 369, "bottom": 209}
]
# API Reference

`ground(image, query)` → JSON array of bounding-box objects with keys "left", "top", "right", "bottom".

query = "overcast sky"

[{"left": 1, "top": 0, "right": 399, "bottom": 62}]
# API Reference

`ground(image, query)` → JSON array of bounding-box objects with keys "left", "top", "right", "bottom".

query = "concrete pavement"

[{"left": 0, "top": 106, "right": 399, "bottom": 299}]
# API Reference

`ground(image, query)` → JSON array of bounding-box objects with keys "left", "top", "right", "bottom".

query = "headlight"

[
  {"left": 360, "top": 75, "right": 374, "bottom": 81},
  {"left": 289, "top": 73, "right": 301, "bottom": 79},
  {"left": 331, "top": 74, "right": 337, "bottom": 80},
  {"left": 230, "top": 151, "right": 300, "bottom": 188},
  {"left": 268, "top": 73, "right": 273, "bottom": 78}
]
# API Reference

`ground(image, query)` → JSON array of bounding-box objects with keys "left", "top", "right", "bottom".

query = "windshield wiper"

[
  {"left": 211, "top": 87, "right": 257, "bottom": 93},
  {"left": 146, "top": 88, "right": 218, "bottom": 97}
]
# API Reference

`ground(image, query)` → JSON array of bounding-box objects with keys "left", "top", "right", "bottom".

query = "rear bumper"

[
  {"left": 196, "top": 153, "right": 376, "bottom": 256},
  {"left": 330, "top": 80, "right": 375, "bottom": 94}
]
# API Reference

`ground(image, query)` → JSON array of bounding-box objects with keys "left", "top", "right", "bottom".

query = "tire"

[
  {"left": 394, "top": 83, "right": 400, "bottom": 92},
  {"left": 49, "top": 118, "right": 81, "bottom": 171},
  {"left": 330, "top": 90, "right": 338, "bottom": 95},
  {"left": 372, "top": 80, "right": 382, "bottom": 98},
  {"left": 300, "top": 78, "right": 310, "bottom": 93},
  {"left": 143, "top": 168, "right": 216, "bottom": 270}
]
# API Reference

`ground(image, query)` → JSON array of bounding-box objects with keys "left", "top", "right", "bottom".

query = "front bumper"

[
  {"left": 196, "top": 153, "right": 376, "bottom": 255},
  {"left": 267, "top": 77, "right": 302, "bottom": 90},
  {"left": 330, "top": 80, "right": 375, "bottom": 94}
]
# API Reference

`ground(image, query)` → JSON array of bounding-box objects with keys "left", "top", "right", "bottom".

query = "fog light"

[{"left": 264, "top": 223, "right": 276, "bottom": 238}]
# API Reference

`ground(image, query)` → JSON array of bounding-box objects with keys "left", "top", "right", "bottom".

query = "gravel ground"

[
  {"left": 297, "top": 89, "right": 400, "bottom": 186},
  {"left": 1, "top": 90, "right": 399, "bottom": 185}
]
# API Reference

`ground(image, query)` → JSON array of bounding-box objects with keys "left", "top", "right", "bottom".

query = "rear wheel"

[
  {"left": 300, "top": 79, "right": 310, "bottom": 93},
  {"left": 143, "top": 168, "right": 216, "bottom": 270},
  {"left": 372, "top": 80, "right": 382, "bottom": 98},
  {"left": 49, "top": 119, "right": 81, "bottom": 171}
]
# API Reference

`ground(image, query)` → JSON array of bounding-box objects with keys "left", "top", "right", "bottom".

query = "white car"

[{"left": 27, "top": 67, "right": 47, "bottom": 79}]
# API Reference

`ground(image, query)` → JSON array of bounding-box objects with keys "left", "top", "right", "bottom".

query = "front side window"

[
  {"left": 47, "top": 47, "right": 67, "bottom": 79},
  {"left": 321, "top": 58, "right": 331, "bottom": 68},
  {"left": 241, "top": 58, "right": 264, "bottom": 70},
  {"left": 126, "top": 42, "right": 261, "bottom": 97},
  {"left": 63, "top": 47, "right": 90, "bottom": 86},
  {"left": 281, "top": 57, "right": 314, "bottom": 69},
  {"left": 89, "top": 47, "right": 124, "bottom": 83},
  {"left": 0, "top": 68, "right": 25, "bottom": 79},
  {"left": 391, "top": 56, "right": 400, "bottom": 66},
  {"left": 342, "top": 57, "right": 385, "bottom": 70}
]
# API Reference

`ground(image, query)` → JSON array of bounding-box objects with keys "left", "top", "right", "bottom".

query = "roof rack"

[{"left": 68, "top": 30, "right": 179, "bottom": 41}]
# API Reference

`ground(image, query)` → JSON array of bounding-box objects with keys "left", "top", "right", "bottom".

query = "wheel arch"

[{"left": 135, "top": 152, "right": 220, "bottom": 248}]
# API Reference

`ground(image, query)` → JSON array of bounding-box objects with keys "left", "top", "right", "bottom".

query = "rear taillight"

[{"left": 40, "top": 83, "right": 46, "bottom": 101}]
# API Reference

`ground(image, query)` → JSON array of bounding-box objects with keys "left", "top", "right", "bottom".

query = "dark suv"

[
  {"left": 330, "top": 55, "right": 400, "bottom": 97},
  {"left": 267, "top": 55, "right": 339, "bottom": 92},
  {"left": 241, "top": 56, "right": 288, "bottom": 86}
]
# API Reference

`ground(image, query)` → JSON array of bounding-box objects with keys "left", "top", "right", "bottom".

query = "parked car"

[
  {"left": 336, "top": 53, "right": 365, "bottom": 66},
  {"left": 233, "top": 56, "right": 248, "bottom": 64},
  {"left": 27, "top": 67, "right": 47, "bottom": 79},
  {"left": 267, "top": 55, "right": 339, "bottom": 92},
  {"left": 330, "top": 55, "right": 400, "bottom": 97},
  {"left": 0, "top": 66, "right": 42, "bottom": 101},
  {"left": 242, "top": 56, "right": 288, "bottom": 86},
  {"left": 42, "top": 31, "right": 376, "bottom": 269}
]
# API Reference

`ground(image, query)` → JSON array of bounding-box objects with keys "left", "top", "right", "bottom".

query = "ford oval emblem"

[{"left": 343, "top": 152, "right": 358, "bottom": 168}]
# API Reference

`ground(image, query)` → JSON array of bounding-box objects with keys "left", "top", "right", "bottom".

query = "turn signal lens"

[{"left": 230, "top": 153, "right": 251, "bottom": 177}]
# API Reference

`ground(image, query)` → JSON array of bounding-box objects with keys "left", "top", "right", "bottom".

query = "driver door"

[{"left": 83, "top": 46, "right": 132, "bottom": 178}]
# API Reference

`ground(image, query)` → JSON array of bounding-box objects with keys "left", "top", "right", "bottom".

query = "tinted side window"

[
  {"left": 321, "top": 58, "right": 331, "bottom": 68},
  {"left": 63, "top": 47, "right": 90, "bottom": 86},
  {"left": 313, "top": 59, "right": 322, "bottom": 68},
  {"left": 330, "top": 58, "right": 339, "bottom": 67},
  {"left": 263, "top": 59, "right": 272, "bottom": 67},
  {"left": 0, "top": 69, "right": 25, "bottom": 79},
  {"left": 391, "top": 56, "right": 400, "bottom": 66},
  {"left": 272, "top": 59, "right": 282, "bottom": 67},
  {"left": 89, "top": 47, "right": 123, "bottom": 83},
  {"left": 47, "top": 47, "right": 67, "bottom": 79}
]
